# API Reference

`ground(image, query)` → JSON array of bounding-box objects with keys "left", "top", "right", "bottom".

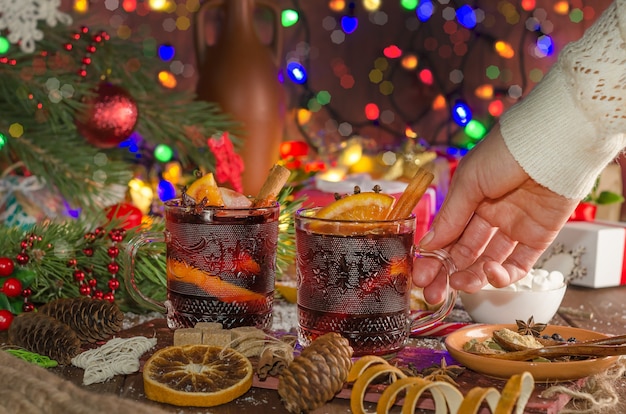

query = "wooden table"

[{"left": 7, "top": 285, "right": 626, "bottom": 413}]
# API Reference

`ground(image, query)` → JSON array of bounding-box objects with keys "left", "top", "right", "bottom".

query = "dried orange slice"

[
  {"left": 167, "top": 258, "right": 265, "bottom": 303},
  {"left": 275, "top": 280, "right": 297, "bottom": 304},
  {"left": 143, "top": 345, "right": 253, "bottom": 407},
  {"left": 187, "top": 173, "right": 224, "bottom": 206},
  {"left": 314, "top": 192, "right": 395, "bottom": 221}
]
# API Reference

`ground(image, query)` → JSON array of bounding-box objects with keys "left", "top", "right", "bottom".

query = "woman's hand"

[{"left": 414, "top": 125, "right": 579, "bottom": 304}]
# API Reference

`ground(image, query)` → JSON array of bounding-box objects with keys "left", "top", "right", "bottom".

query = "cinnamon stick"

[
  {"left": 387, "top": 167, "right": 434, "bottom": 220},
  {"left": 253, "top": 164, "right": 291, "bottom": 207}
]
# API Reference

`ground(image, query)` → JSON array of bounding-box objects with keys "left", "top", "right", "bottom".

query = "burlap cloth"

[{"left": 0, "top": 350, "right": 168, "bottom": 414}]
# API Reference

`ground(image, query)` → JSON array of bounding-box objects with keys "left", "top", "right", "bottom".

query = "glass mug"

[
  {"left": 295, "top": 208, "right": 457, "bottom": 356},
  {"left": 124, "top": 199, "right": 280, "bottom": 331}
]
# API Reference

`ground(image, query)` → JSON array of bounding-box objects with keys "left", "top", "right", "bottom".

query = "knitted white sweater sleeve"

[{"left": 500, "top": 0, "right": 626, "bottom": 200}]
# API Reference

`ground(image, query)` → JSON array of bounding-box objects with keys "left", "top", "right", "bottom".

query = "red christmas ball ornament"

[
  {"left": 0, "top": 257, "right": 14, "bottom": 277},
  {"left": 75, "top": 82, "right": 139, "bottom": 148},
  {"left": 2, "top": 277, "right": 22, "bottom": 297},
  {"left": 0, "top": 310, "right": 14, "bottom": 331},
  {"left": 105, "top": 202, "right": 143, "bottom": 229}
]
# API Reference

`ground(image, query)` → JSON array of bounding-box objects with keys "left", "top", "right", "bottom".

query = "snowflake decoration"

[{"left": 0, "top": 0, "right": 72, "bottom": 53}]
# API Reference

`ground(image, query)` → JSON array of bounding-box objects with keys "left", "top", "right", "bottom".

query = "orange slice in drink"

[
  {"left": 167, "top": 258, "right": 265, "bottom": 303},
  {"left": 187, "top": 172, "right": 224, "bottom": 206},
  {"left": 143, "top": 345, "right": 253, "bottom": 407},
  {"left": 314, "top": 192, "right": 395, "bottom": 221}
]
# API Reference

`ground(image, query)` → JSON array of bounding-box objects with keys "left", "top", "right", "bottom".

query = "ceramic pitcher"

[{"left": 195, "top": 0, "right": 286, "bottom": 196}]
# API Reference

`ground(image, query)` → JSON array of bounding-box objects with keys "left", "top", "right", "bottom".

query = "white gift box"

[{"left": 537, "top": 221, "right": 626, "bottom": 288}]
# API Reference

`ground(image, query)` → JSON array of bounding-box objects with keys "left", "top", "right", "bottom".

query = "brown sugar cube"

[
  {"left": 173, "top": 328, "right": 202, "bottom": 346},
  {"left": 194, "top": 322, "right": 224, "bottom": 332},
  {"left": 230, "top": 326, "right": 267, "bottom": 357},
  {"left": 201, "top": 331, "right": 233, "bottom": 348}
]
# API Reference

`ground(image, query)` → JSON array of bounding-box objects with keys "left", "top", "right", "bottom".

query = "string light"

[
  {"left": 362, "top": 0, "right": 381, "bottom": 12},
  {"left": 154, "top": 144, "right": 173, "bottom": 163},
  {"left": 282, "top": 9, "right": 299, "bottom": 27},
  {"left": 416, "top": 0, "right": 434, "bottom": 21},
  {"left": 452, "top": 101, "right": 472, "bottom": 126},
  {"left": 73, "top": 0, "right": 89, "bottom": 13},
  {"left": 158, "top": 44, "right": 175, "bottom": 61},
  {"left": 456, "top": 5, "right": 477, "bottom": 29},
  {"left": 328, "top": 0, "right": 346, "bottom": 12},
  {"left": 554, "top": 1, "right": 569, "bottom": 15},
  {"left": 383, "top": 45, "right": 402, "bottom": 58},
  {"left": 400, "top": 0, "right": 418, "bottom": 11},
  {"left": 148, "top": 0, "right": 168, "bottom": 11},
  {"left": 464, "top": 119, "right": 487, "bottom": 140},
  {"left": 432, "top": 94, "right": 446, "bottom": 110},
  {"left": 286, "top": 61, "right": 307, "bottom": 84},
  {"left": 0, "top": 37, "right": 9, "bottom": 54},
  {"left": 418, "top": 68, "right": 434, "bottom": 85},
  {"left": 475, "top": 84, "right": 494, "bottom": 100},
  {"left": 488, "top": 100, "right": 504, "bottom": 117},
  {"left": 158, "top": 71, "right": 177, "bottom": 88},
  {"left": 341, "top": 15, "right": 359, "bottom": 34},
  {"left": 521, "top": 0, "right": 536, "bottom": 11},
  {"left": 401, "top": 54, "right": 418, "bottom": 70},
  {"left": 157, "top": 179, "right": 176, "bottom": 202},
  {"left": 364, "top": 103, "right": 380, "bottom": 120},
  {"left": 536, "top": 35, "right": 554, "bottom": 57},
  {"left": 494, "top": 40, "right": 515, "bottom": 58}
]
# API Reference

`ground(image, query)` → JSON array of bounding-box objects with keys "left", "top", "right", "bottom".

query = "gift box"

[
  {"left": 294, "top": 174, "right": 436, "bottom": 241},
  {"left": 537, "top": 221, "right": 626, "bottom": 288}
]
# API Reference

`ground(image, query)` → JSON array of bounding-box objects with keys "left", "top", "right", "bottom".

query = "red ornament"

[
  {"left": 75, "top": 82, "right": 139, "bottom": 148},
  {"left": 105, "top": 202, "right": 143, "bottom": 229},
  {"left": 0, "top": 257, "right": 14, "bottom": 277},
  {"left": 0, "top": 310, "right": 14, "bottom": 331},
  {"left": 2, "top": 278, "right": 23, "bottom": 298}
]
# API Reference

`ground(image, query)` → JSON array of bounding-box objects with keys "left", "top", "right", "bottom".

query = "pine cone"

[
  {"left": 8, "top": 312, "right": 81, "bottom": 365},
  {"left": 278, "top": 333, "right": 353, "bottom": 413},
  {"left": 39, "top": 297, "right": 124, "bottom": 343}
]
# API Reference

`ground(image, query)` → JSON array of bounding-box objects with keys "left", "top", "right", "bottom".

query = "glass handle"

[
  {"left": 123, "top": 231, "right": 166, "bottom": 313},
  {"left": 409, "top": 247, "right": 458, "bottom": 336}
]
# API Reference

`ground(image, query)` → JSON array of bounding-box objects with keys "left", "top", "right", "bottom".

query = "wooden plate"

[{"left": 445, "top": 324, "right": 619, "bottom": 382}]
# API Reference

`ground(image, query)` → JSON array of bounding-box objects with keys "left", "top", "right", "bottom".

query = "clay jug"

[{"left": 195, "top": 0, "right": 286, "bottom": 196}]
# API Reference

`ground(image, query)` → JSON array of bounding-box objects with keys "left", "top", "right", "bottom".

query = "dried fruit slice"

[
  {"left": 314, "top": 192, "right": 395, "bottom": 221},
  {"left": 187, "top": 173, "right": 224, "bottom": 206},
  {"left": 143, "top": 345, "right": 253, "bottom": 407},
  {"left": 275, "top": 280, "right": 297, "bottom": 304},
  {"left": 167, "top": 259, "right": 264, "bottom": 303}
]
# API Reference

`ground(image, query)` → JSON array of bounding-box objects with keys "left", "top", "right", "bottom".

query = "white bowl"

[{"left": 459, "top": 284, "right": 567, "bottom": 324}]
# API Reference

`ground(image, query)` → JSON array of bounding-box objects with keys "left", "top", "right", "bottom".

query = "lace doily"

[
  {"left": 71, "top": 336, "right": 157, "bottom": 385},
  {"left": 0, "top": 0, "right": 72, "bottom": 53}
]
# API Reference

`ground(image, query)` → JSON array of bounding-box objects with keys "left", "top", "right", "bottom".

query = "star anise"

[
  {"left": 420, "top": 357, "right": 465, "bottom": 386},
  {"left": 516, "top": 316, "right": 547, "bottom": 337}
]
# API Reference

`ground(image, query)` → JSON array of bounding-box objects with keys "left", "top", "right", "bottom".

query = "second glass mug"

[
  {"left": 295, "top": 207, "right": 458, "bottom": 356},
  {"left": 124, "top": 199, "right": 280, "bottom": 331}
]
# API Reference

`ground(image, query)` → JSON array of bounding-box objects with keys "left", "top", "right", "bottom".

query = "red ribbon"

[{"left": 569, "top": 202, "right": 597, "bottom": 222}]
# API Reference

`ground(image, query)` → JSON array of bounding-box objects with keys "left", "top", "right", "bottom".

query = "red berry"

[
  {"left": 0, "top": 257, "right": 14, "bottom": 277},
  {"left": 2, "top": 278, "right": 22, "bottom": 297},
  {"left": 0, "top": 310, "right": 14, "bottom": 330}
]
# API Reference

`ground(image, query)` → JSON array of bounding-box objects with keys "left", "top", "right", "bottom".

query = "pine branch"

[{"left": 0, "top": 20, "right": 239, "bottom": 214}]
